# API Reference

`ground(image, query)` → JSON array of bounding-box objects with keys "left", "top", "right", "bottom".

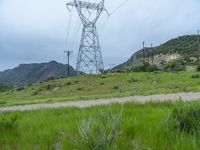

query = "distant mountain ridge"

[
  {"left": 0, "top": 61, "right": 76, "bottom": 87},
  {"left": 114, "top": 35, "right": 199, "bottom": 71}
]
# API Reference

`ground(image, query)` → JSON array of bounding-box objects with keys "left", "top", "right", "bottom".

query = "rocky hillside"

[
  {"left": 0, "top": 61, "right": 76, "bottom": 87},
  {"left": 114, "top": 35, "right": 199, "bottom": 71}
]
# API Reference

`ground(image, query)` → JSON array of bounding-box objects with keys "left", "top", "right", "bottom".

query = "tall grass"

[{"left": 0, "top": 101, "right": 200, "bottom": 149}]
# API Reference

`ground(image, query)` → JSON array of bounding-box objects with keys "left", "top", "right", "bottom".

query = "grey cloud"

[{"left": 0, "top": 0, "right": 200, "bottom": 71}]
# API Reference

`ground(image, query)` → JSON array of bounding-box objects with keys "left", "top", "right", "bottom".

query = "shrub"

[
  {"left": 16, "top": 87, "right": 25, "bottom": 91},
  {"left": 163, "top": 58, "right": 186, "bottom": 71},
  {"left": 191, "top": 74, "right": 200, "bottom": 79},
  {"left": 100, "top": 82, "right": 104, "bottom": 85},
  {"left": 100, "top": 75, "right": 106, "bottom": 79},
  {"left": 65, "top": 112, "right": 121, "bottom": 150},
  {"left": 197, "top": 65, "right": 200, "bottom": 71},
  {"left": 32, "top": 91, "right": 39, "bottom": 96},
  {"left": 65, "top": 82, "right": 72, "bottom": 86},
  {"left": 74, "top": 80, "right": 79, "bottom": 84},
  {"left": 170, "top": 104, "right": 200, "bottom": 134},
  {"left": 27, "top": 83, "right": 33, "bottom": 87},
  {"left": 131, "top": 63, "right": 158, "bottom": 72},
  {"left": 77, "top": 87, "right": 84, "bottom": 91},
  {"left": 113, "top": 86, "right": 120, "bottom": 90}
]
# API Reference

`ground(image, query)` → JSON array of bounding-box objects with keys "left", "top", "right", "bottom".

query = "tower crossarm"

[{"left": 67, "top": 0, "right": 104, "bottom": 11}]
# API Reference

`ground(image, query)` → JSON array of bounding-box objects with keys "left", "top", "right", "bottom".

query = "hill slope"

[
  {"left": 0, "top": 71, "right": 200, "bottom": 106},
  {"left": 0, "top": 61, "right": 76, "bottom": 87},
  {"left": 114, "top": 35, "right": 199, "bottom": 70}
]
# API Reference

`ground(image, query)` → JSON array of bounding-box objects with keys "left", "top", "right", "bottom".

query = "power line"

[
  {"left": 66, "top": 7, "right": 73, "bottom": 51},
  {"left": 109, "top": 0, "right": 129, "bottom": 16},
  {"left": 99, "top": 0, "right": 130, "bottom": 32}
]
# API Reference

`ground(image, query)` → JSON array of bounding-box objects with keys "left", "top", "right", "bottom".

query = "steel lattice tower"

[{"left": 67, "top": 0, "right": 107, "bottom": 74}]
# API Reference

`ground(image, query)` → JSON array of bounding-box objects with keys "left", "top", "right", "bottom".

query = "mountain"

[
  {"left": 114, "top": 35, "right": 199, "bottom": 71},
  {"left": 0, "top": 61, "right": 77, "bottom": 87}
]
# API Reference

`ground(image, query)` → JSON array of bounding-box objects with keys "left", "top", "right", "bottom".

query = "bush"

[
  {"left": 65, "top": 112, "right": 121, "bottom": 150},
  {"left": 163, "top": 58, "right": 186, "bottom": 71},
  {"left": 77, "top": 87, "right": 84, "bottom": 91},
  {"left": 113, "top": 86, "right": 120, "bottom": 90},
  {"left": 197, "top": 65, "right": 200, "bottom": 71},
  {"left": 131, "top": 63, "right": 158, "bottom": 72},
  {"left": 16, "top": 87, "right": 25, "bottom": 91},
  {"left": 170, "top": 104, "right": 200, "bottom": 134},
  {"left": 32, "top": 91, "right": 39, "bottom": 96},
  {"left": 100, "top": 82, "right": 104, "bottom": 85},
  {"left": 65, "top": 82, "right": 72, "bottom": 86},
  {"left": 191, "top": 74, "right": 200, "bottom": 79}
]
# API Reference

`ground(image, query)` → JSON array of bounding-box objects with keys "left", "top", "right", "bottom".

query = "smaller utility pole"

[
  {"left": 142, "top": 42, "right": 145, "bottom": 65},
  {"left": 64, "top": 50, "right": 73, "bottom": 76},
  {"left": 151, "top": 43, "right": 154, "bottom": 64},
  {"left": 198, "top": 30, "right": 200, "bottom": 62}
]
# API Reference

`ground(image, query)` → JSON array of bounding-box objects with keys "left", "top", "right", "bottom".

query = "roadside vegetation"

[
  {"left": 1, "top": 71, "right": 200, "bottom": 106},
  {"left": 0, "top": 101, "right": 200, "bottom": 149}
]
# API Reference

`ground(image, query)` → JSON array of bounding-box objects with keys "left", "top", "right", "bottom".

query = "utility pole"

[
  {"left": 198, "top": 30, "right": 200, "bottom": 62},
  {"left": 142, "top": 42, "right": 145, "bottom": 65},
  {"left": 64, "top": 50, "right": 73, "bottom": 76},
  {"left": 151, "top": 43, "right": 154, "bottom": 64},
  {"left": 66, "top": 0, "right": 108, "bottom": 75}
]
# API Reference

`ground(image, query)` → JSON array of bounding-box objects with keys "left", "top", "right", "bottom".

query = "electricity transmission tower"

[{"left": 66, "top": 0, "right": 108, "bottom": 74}]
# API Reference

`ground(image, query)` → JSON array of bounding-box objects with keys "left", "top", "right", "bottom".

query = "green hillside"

[
  {"left": 153, "top": 35, "right": 199, "bottom": 60},
  {"left": 114, "top": 35, "right": 199, "bottom": 71},
  {"left": 1, "top": 71, "right": 200, "bottom": 106}
]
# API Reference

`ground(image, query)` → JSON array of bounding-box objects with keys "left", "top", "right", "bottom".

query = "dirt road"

[{"left": 1, "top": 92, "right": 200, "bottom": 112}]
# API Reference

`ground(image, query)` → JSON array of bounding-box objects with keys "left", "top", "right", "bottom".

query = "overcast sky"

[{"left": 0, "top": 0, "right": 200, "bottom": 71}]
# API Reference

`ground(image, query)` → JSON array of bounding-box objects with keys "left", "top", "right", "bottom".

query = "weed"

[
  {"left": 66, "top": 112, "right": 121, "bottom": 150},
  {"left": 128, "top": 77, "right": 139, "bottom": 83}
]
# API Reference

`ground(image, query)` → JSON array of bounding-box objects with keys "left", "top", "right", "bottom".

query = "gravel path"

[{"left": 1, "top": 92, "right": 200, "bottom": 112}]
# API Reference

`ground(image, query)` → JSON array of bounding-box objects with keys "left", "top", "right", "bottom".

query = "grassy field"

[
  {"left": 0, "top": 101, "right": 200, "bottom": 150},
  {"left": 1, "top": 71, "right": 200, "bottom": 106}
]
